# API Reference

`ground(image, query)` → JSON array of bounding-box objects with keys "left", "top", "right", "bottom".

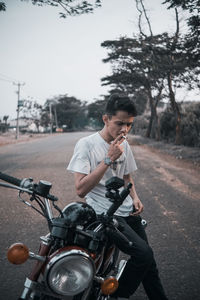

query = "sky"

[{"left": 0, "top": 0, "right": 197, "bottom": 119}]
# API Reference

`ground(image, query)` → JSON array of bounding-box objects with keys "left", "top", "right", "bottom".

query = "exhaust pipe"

[{"left": 115, "top": 259, "right": 127, "bottom": 280}]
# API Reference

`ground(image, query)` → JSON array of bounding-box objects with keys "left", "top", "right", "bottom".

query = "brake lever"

[{"left": 0, "top": 182, "right": 33, "bottom": 194}]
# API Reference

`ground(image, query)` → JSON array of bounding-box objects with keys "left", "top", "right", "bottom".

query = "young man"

[{"left": 67, "top": 94, "right": 168, "bottom": 300}]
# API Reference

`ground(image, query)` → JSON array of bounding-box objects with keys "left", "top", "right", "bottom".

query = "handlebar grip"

[
  {"left": 0, "top": 172, "right": 22, "bottom": 187},
  {"left": 120, "top": 183, "right": 132, "bottom": 200}
]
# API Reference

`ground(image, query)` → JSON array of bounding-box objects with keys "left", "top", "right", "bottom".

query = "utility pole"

[
  {"left": 49, "top": 102, "right": 53, "bottom": 134},
  {"left": 54, "top": 105, "right": 58, "bottom": 130},
  {"left": 13, "top": 82, "right": 25, "bottom": 139}
]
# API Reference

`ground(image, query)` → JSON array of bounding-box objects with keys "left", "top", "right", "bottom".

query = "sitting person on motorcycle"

[{"left": 67, "top": 94, "right": 168, "bottom": 300}]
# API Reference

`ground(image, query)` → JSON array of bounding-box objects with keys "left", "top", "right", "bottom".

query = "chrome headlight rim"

[{"left": 44, "top": 249, "right": 95, "bottom": 296}]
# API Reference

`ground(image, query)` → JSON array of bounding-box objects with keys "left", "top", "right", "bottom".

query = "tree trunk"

[
  {"left": 152, "top": 111, "right": 161, "bottom": 141},
  {"left": 146, "top": 114, "right": 153, "bottom": 138},
  {"left": 145, "top": 90, "right": 161, "bottom": 140},
  {"left": 167, "top": 73, "right": 182, "bottom": 145}
]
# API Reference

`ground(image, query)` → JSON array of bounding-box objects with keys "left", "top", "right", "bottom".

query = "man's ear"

[{"left": 102, "top": 114, "right": 108, "bottom": 124}]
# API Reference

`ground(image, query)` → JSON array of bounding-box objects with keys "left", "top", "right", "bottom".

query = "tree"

[
  {"left": 132, "top": 0, "right": 193, "bottom": 144},
  {"left": 51, "top": 95, "right": 87, "bottom": 130},
  {"left": 101, "top": 0, "right": 197, "bottom": 144},
  {"left": 0, "top": 115, "right": 9, "bottom": 133},
  {"left": 101, "top": 0, "right": 169, "bottom": 141},
  {"left": 3, "top": 115, "right": 9, "bottom": 124},
  {"left": 87, "top": 98, "right": 107, "bottom": 128},
  {"left": 20, "top": 100, "right": 43, "bottom": 132},
  {"left": 181, "top": 102, "right": 200, "bottom": 147},
  {"left": 160, "top": 101, "right": 200, "bottom": 147},
  {"left": 0, "top": 2, "right": 5, "bottom": 11},
  {"left": 101, "top": 35, "right": 166, "bottom": 140},
  {"left": 162, "top": 8, "right": 182, "bottom": 145},
  {"left": 40, "top": 105, "right": 51, "bottom": 129},
  {"left": 164, "top": 0, "right": 200, "bottom": 63},
  {"left": 164, "top": 0, "right": 200, "bottom": 32},
  {"left": 21, "top": 100, "right": 42, "bottom": 119},
  {"left": 161, "top": 6, "right": 199, "bottom": 144},
  {"left": 1, "top": 0, "right": 102, "bottom": 17}
]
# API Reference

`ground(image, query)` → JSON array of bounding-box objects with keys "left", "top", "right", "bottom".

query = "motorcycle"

[{"left": 0, "top": 172, "right": 146, "bottom": 300}]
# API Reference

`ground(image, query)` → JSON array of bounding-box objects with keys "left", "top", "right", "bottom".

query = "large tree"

[
  {"left": 101, "top": 0, "right": 198, "bottom": 144},
  {"left": 101, "top": 34, "right": 170, "bottom": 140},
  {"left": 101, "top": 0, "right": 169, "bottom": 141},
  {"left": 101, "top": 30, "right": 195, "bottom": 144},
  {"left": 1, "top": 0, "right": 102, "bottom": 17},
  {"left": 163, "top": 0, "right": 200, "bottom": 143}
]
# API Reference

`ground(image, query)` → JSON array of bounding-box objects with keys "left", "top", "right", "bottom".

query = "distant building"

[{"left": 8, "top": 117, "right": 44, "bottom": 133}]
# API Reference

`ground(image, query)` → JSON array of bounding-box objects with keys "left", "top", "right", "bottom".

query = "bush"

[
  {"left": 132, "top": 115, "right": 149, "bottom": 136},
  {"left": 181, "top": 102, "right": 200, "bottom": 147},
  {"left": 160, "top": 102, "right": 200, "bottom": 147},
  {"left": 160, "top": 109, "right": 176, "bottom": 142}
]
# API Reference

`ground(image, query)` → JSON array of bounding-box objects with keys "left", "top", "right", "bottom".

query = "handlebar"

[
  {"left": 0, "top": 171, "right": 58, "bottom": 201},
  {"left": 106, "top": 182, "right": 132, "bottom": 216},
  {"left": 0, "top": 172, "right": 22, "bottom": 187}
]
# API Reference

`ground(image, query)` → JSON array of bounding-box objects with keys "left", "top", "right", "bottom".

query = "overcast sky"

[{"left": 0, "top": 0, "right": 195, "bottom": 119}]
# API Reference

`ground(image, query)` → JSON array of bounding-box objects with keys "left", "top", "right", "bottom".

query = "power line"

[
  {"left": 0, "top": 78, "right": 13, "bottom": 83},
  {"left": 0, "top": 73, "right": 21, "bottom": 84}
]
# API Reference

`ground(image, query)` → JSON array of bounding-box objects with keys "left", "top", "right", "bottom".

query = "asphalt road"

[{"left": 0, "top": 132, "right": 199, "bottom": 300}]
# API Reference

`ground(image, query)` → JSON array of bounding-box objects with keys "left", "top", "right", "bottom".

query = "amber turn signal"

[
  {"left": 101, "top": 276, "right": 119, "bottom": 295},
  {"left": 7, "top": 243, "right": 29, "bottom": 265}
]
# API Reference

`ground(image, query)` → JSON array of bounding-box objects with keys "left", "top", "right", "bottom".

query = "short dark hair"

[{"left": 105, "top": 94, "right": 137, "bottom": 117}]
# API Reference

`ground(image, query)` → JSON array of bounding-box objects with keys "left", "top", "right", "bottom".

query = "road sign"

[{"left": 18, "top": 100, "right": 24, "bottom": 107}]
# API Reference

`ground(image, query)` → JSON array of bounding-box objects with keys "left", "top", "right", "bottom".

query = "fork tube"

[
  {"left": 44, "top": 198, "right": 53, "bottom": 221},
  {"left": 28, "top": 240, "right": 50, "bottom": 281}
]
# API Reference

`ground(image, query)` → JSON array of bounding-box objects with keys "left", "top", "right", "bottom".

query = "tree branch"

[
  {"left": 173, "top": 8, "right": 179, "bottom": 45},
  {"left": 140, "top": 0, "right": 153, "bottom": 37},
  {"left": 135, "top": 0, "right": 147, "bottom": 38}
]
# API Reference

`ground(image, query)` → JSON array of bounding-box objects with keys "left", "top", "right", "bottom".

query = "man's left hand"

[{"left": 130, "top": 197, "right": 144, "bottom": 216}]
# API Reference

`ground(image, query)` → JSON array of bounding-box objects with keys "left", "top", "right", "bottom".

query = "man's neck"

[{"left": 99, "top": 128, "right": 113, "bottom": 144}]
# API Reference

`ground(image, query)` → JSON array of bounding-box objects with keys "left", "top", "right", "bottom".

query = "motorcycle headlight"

[{"left": 45, "top": 249, "right": 95, "bottom": 296}]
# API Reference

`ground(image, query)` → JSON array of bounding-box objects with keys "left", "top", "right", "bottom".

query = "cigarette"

[{"left": 122, "top": 135, "right": 127, "bottom": 139}]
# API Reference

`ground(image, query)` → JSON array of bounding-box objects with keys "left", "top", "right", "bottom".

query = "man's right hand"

[{"left": 107, "top": 134, "right": 126, "bottom": 162}]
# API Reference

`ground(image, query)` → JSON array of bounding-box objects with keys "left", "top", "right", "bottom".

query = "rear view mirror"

[{"left": 105, "top": 177, "right": 124, "bottom": 191}]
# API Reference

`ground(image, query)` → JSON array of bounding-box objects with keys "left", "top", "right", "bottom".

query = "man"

[{"left": 67, "top": 94, "right": 168, "bottom": 300}]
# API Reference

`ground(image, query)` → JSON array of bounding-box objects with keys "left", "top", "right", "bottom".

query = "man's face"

[{"left": 103, "top": 110, "right": 134, "bottom": 141}]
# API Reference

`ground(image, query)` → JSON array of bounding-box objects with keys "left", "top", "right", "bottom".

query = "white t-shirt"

[{"left": 67, "top": 132, "right": 137, "bottom": 216}]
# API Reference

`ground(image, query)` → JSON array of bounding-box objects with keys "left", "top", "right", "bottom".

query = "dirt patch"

[
  {"left": 128, "top": 134, "right": 200, "bottom": 170},
  {"left": 0, "top": 132, "right": 50, "bottom": 146}
]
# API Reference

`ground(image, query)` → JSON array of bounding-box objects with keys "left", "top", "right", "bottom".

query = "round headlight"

[{"left": 45, "top": 250, "right": 95, "bottom": 296}]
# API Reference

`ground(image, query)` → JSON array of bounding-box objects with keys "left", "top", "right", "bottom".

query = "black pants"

[{"left": 109, "top": 215, "right": 168, "bottom": 299}]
